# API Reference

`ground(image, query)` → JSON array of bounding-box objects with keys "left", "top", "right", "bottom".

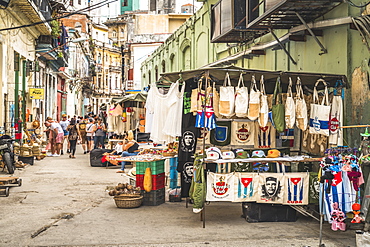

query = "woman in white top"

[{"left": 86, "top": 118, "right": 95, "bottom": 152}]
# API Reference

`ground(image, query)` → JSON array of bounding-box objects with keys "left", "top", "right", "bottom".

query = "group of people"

[
  {"left": 44, "top": 114, "right": 141, "bottom": 174},
  {"left": 44, "top": 114, "right": 107, "bottom": 158}
]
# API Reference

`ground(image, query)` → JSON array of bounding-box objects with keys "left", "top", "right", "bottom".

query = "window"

[
  {"left": 69, "top": 0, "right": 73, "bottom": 6},
  {"left": 78, "top": 0, "right": 81, "bottom": 4},
  {"left": 155, "top": 66, "right": 158, "bottom": 81},
  {"left": 112, "top": 30, "right": 117, "bottom": 37},
  {"left": 122, "top": 0, "right": 128, "bottom": 6},
  {"left": 97, "top": 53, "right": 101, "bottom": 64},
  {"left": 161, "top": 60, "right": 165, "bottom": 73}
]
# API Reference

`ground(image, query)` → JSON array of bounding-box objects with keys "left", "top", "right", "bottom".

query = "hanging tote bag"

[
  {"left": 258, "top": 75, "right": 269, "bottom": 127},
  {"left": 285, "top": 77, "right": 296, "bottom": 129},
  {"left": 190, "top": 78, "right": 202, "bottom": 115},
  {"left": 212, "top": 81, "right": 221, "bottom": 118},
  {"left": 295, "top": 77, "right": 308, "bottom": 130},
  {"left": 247, "top": 75, "right": 260, "bottom": 120},
  {"left": 235, "top": 73, "right": 249, "bottom": 118},
  {"left": 309, "top": 79, "right": 331, "bottom": 136},
  {"left": 219, "top": 72, "right": 235, "bottom": 117},
  {"left": 271, "top": 77, "right": 286, "bottom": 133}
]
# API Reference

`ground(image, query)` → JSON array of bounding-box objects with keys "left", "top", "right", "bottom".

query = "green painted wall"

[
  {"left": 141, "top": 0, "right": 370, "bottom": 147},
  {"left": 121, "top": 0, "right": 140, "bottom": 14}
]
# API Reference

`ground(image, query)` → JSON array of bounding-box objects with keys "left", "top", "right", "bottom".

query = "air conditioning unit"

[{"left": 211, "top": 0, "right": 247, "bottom": 43}]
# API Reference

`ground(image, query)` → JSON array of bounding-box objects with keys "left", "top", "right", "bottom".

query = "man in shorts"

[
  {"left": 86, "top": 118, "right": 95, "bottom": 153},
  {"left": 59, "top": 114, "right": 70, "bottom": 154},
  {"left": 77, "top": 116, "right": 88, "bottom": 154},
  {"left": 45, "top": 117, "right": 64, "bottom": 156}
]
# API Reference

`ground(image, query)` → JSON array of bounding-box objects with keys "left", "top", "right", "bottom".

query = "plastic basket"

[
  {"left": 136, "top": 173, "right": 165, "bottom": 190},
  {"left": 136, "top": 160, "right": 165, "bottom": 175}
]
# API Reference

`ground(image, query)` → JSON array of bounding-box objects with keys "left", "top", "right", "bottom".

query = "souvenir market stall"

[
  {"left": 143, "top": 65, "right": 368, "bottom": 240},
  {"left": 108, "top": 93, "right": 147, "bottom": 143}
]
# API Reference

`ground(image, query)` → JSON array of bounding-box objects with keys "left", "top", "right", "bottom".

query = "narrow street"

[{"left": 0, "top": 146, "right": 356, "bottom": 247}]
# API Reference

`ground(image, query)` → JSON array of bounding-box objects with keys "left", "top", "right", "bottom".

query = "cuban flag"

[
  {"left": 322, "top": 171, "right": 356, "bottom": 222},
  {"left": 283, "top": 173, "right": 309, "bottom": 205},
  {"left": 287, "top": 177, "right": 304, "bottom": 203},
  {"left": 233, "top": 173, "right": 257, "bottom": 202}
]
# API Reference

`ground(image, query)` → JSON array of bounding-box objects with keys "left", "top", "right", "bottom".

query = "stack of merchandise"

[{"left": 136, "top": 160, "right": 166, "bottom": 206}]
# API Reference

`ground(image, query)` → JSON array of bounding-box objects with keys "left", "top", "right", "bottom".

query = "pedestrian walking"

[
  {"left": 59, "top": 114, "right": 70, "bottom": 155},
  {"left": 86, "top": 118, "right": 95, "bottom": 152},
  {"left": 77, "top": 116, "right": 88, "bottom": 154},
  {"left": 67, "top": 119, "right": 79, "bottom": 158},
  {"left": 116, "top": 130, "right": 140, "bottom": 173},
  {"left": 92, "top": 118, "right": 106, "bottom": 149},
  {"left": 44, "top": 117, "right": 64, "bottom": 156}
]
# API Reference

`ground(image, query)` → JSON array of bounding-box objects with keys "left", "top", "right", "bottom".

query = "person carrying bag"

[
  {"left": 272, "top": 77, "right": 286, "bottom": 133},
  {"left": 219, "top": 72, "right": 235, "bottom": 118},
  {"left": 309, "top": 79, "right": 331, "bottom": 136}
]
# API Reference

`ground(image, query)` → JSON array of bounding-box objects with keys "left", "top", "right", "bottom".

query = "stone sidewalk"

[{"left": 0, "top": 146, "right": 356, "bottom": 247}]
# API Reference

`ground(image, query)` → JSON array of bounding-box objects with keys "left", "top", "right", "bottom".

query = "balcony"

[
  {"left": 211, "top": 0, "right": 342, "bottom": 43},
  {"left": 109, "top": 65, "right": 121, "bottom": 72},
  {"left": 246, "top": 0, "right": 343, "bottom": 30},
  {"left": 11, "top": 0, "right": 51, "bottom": 35}
]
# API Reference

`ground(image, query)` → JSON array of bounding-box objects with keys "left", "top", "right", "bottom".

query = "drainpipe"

[{"left": 22, "top": 60, "right": 27, "bottom": 139}]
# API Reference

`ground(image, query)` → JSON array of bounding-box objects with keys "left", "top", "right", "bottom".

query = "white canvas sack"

[
  {"left": 285, "top": 77, "right": 296, "bottom": 129},
  {"left": 258, "top": 75, "right": 269, "bottom": 127},
  {"left": 295, "top": 77, "right": 308, "bottom": 130},
  {"left": 233, "top": 172, "right": 258, "bottom": 202},
  {"left": 329, "top": 95, "right": 343, "bottom": 145},
  {"left": 206, "top": 172, "right": 235, "bottom": 201},
  {"left": 234, "top": 73, "right": 249, "bottom": 118},
  {"left": 309, "top": 79, "right": 331, "bottom": 136},
  {"left": 219, "top": 72, "right": 235, "bottom": 117},
  {"left": 247, "top": 75, "right": 260, "bottom": 120}
]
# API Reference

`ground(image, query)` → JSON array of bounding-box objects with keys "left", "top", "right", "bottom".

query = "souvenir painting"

[
  {"left": 233, "top": 172, "right": 258, "bottom": 202},
  {"left": 230, "top": 121, "right": 255, "bottom": 146},
  {"left": 257, "top": 173, "right": 284, "bottom": 204},
  {"left": 283, "top": 173, "right": 309, "bottom": 205},
  {"left": 206, "top": 172, "right": 235, "bottom": 201}
]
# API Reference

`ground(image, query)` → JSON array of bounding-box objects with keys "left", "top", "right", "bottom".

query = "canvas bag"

[
  {"left": 295, "top": 77, "right": 308, "bottom": 130},
  {"left": 247, "top": 75, "right": 260, "bottom": 120},
  {"left": 234, "top": 73, "right": 249, "bottom": 118},
  {"left": 258, "top": 75, "right": 269, "bottom": 127},
  {"left": 233, "top": 172, "right": 258, "bottom": 202},
  {"left": 271, "top": 77, "right": 286, "bottom": 133},
  {"left": 309, "top": 79, "right": 331, "bottom": 136},
  {"left": 212, "top": 81, "right": 221, "bottom": 118},
  {"left": 285, "top": 77, "right": 296, "bottom": 129},
  {"left": 283, "top": 173, "right": 309, "bottom": 205},
  {"left": 219, "top": 72, "right": 235, "bottom": 117},
  {"left": 206, "top": 172, "right": 235, "bottom": 201}
]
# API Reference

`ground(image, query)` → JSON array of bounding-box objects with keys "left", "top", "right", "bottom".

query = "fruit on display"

[
  {"left": 143, "top": 167, "right": 152, "bottom": 192},
  {"left": 107, "top": 183, "right": 141, "bottom": 196}
]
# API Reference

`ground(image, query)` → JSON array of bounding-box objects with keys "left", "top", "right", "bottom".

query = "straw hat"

[{"left": 32, "top": 120, "right": 40, "bottom": 129}]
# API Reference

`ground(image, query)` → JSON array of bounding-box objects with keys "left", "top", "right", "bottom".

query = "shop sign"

[{"left": 29, "top": 88, "right": 44, "bottom": 99}]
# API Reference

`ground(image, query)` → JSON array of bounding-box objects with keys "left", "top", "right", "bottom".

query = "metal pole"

[
  {"left": 269, "top": 28, "right": 297, "bottom": 65},
  {"left": 319, "top": 181, "right": 325, "bottom": 247},
  {"left": 295, "top": 12, "right": 327, "bottom": 54}
]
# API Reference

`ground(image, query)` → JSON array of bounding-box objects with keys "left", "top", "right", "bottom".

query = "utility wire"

[{"left": 0, "top": 0, "right": 117, "bottom": 32}]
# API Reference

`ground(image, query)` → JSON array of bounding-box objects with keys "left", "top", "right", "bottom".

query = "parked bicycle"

[{"left": 0, "top": 135, "right": 15, "bottom": 174}]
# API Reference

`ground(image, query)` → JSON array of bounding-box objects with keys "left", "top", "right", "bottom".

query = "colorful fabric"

[
  {"left": 283, "top": 173, "right": 309, "bottom": 205},
  {"left": 257, "top": 173, "right": 284, "bottom": 204},
  {"left": 233, "top": 172, "right": 258, "bottom": 202},
  {"left": 195, "top": 110, "right": 216, "bottom": 130},
  {"left": 206, "top": 172, "right": 235, "bottom": 201},
  {"left": 210, "top": 121, "right": 231, "bottom": 146}
]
